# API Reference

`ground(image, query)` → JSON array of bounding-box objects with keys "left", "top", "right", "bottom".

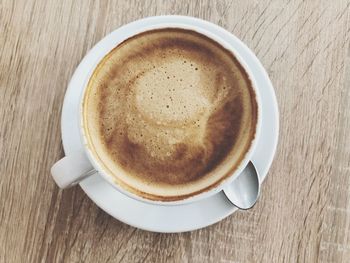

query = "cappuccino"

[{"left": 83, "top": 28, "right": 258, "bottom": 201}]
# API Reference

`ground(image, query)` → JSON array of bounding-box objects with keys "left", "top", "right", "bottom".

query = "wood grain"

[{"left": 1, "top": 0, "right": 350, "bottom": 262}]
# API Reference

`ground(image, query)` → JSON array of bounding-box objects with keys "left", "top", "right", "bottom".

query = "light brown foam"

[{"left": 83, "top": 28, "right": 258, "bottom": 201}]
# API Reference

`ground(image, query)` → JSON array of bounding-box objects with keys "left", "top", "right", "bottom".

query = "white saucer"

[{"left": 61, "top": 16, "right": 279, "bottom": 233}]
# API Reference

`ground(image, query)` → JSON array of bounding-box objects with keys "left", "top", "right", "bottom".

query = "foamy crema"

[{"left": 83, "top": 28, "right": 258, "bottom": 201}]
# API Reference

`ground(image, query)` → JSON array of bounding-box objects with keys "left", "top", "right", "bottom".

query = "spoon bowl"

[{"left": 223, "top": 161, "right": 260, "bottom": 210}]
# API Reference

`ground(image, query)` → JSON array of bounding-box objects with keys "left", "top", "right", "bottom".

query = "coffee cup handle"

[{"left": 51, "top": 151, "right": 96, "bottom": 188}]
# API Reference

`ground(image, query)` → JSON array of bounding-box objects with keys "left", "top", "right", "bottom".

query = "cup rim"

[{"left": 79, "top": 17, "right": 262, "bottom": 206}]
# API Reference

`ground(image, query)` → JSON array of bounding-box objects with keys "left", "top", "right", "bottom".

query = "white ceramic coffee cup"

[{"left": 51, "top": 17, "right": 262, "bottom": 205}]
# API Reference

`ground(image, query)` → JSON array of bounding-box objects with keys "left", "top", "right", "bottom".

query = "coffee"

[{"left": 83, "top": 28, "right": 258, "bottom": 201}]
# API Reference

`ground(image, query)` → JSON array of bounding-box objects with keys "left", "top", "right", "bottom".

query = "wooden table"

[{"left": 1, "top": 1, "right": 350, "bottom": 262}]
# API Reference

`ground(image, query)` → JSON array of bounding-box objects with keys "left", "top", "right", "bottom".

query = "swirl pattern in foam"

[{"left": 83, "top": 28, "right": 258, "bottom": 201}]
